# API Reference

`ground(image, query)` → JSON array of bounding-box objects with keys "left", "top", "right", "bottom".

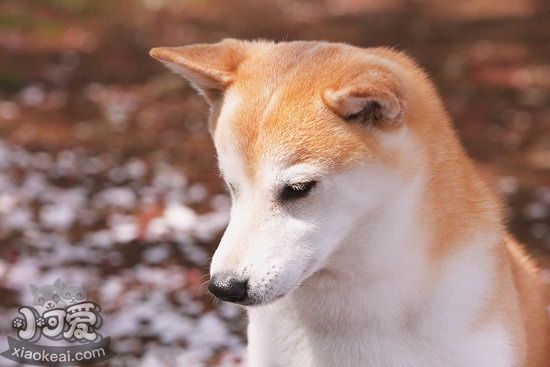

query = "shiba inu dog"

[
  {"left": 59, "top": 282, "right": 87, "bottom": 305},
  {"left": 150, "top": 39, "right": 550, "bottom": 366},
  {"left": 31, "top": 279, "right": 65, "bottom": 314}
]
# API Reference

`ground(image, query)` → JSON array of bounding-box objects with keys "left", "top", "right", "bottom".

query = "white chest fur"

[
  {"left": 246, "top": 242, "right": 515, "bottom": 367},
  {"left": 246, "top": 184, "right": 516, "bottom": 367}
]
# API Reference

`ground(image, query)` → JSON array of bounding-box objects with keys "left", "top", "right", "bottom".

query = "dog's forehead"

[
  {"left": 214, "top": 84, "right": 368, "bottom": 184},
  {"left": 212, "top": 43, "right": 403, "bottom": 183}
]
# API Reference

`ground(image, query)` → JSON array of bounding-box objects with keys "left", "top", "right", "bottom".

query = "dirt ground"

[{"left": 0, "top": 1, "right": 549, "bottom": 366}]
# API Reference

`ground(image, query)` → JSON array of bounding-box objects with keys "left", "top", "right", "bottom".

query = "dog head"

[{"left": 151, "top": 40, "right": 436, "bottom": 306}]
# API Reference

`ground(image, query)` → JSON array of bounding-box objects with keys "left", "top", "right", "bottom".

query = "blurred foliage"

[{"left": 0, "top": 0, "right": 549, "bottom": 365}]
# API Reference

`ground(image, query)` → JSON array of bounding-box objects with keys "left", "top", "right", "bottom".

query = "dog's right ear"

[
  {"left": 54, "top": 278, "right": 63, "bottom": 289},
  {"left": 322, "top": 82, "right": 403, "bottom": 127},
  {"left": 150, "top": 39, "right": 246, "bottom": 104}
]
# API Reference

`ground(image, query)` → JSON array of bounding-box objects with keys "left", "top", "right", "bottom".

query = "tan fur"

[
  {"left": 506, "top": 238, "right": 550, "bottom": 366},
  {"left": 150, "top": 39, "right": 550, "bottom": 366}
]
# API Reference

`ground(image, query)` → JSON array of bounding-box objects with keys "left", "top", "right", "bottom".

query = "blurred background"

[{"left": 0, "top": 0, "right": 549, "bottom": 366}]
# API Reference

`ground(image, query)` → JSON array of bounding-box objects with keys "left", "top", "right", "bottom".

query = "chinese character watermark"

[{"left": 2, "top": 279, "right": 116, "bottom": 366}]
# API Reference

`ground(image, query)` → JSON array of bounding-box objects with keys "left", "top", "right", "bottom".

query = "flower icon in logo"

[
  {"left": 12, "top": 318, "right": 24, "bottom": 330},
  {"left": 36, "top": 317, "right": 46, "bottom": 328}
]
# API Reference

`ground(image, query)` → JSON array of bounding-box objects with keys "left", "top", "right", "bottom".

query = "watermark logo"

[{"left": 2, "top": 279, "right": 116, "bottom": 366}]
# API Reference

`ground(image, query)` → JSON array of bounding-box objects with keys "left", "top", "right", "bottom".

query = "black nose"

[{"left": 208, "top": 273, "right": 248, "bottom": 303}]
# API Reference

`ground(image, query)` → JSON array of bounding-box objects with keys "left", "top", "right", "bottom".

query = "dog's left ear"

[
  {"left": 322, "top": 83, "right": 403, "bottom": 126},
  {"left": 149, "top": 39, "right": 246, "bottom": 104}
]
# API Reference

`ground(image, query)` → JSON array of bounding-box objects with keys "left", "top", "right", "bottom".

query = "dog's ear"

[
  {"left": 149, "top": 39, "right": 246, "bottom": 104},
  {"left": 322, "top": 82, "right": 403, "bottom": 126},
  {"left": 54, "top": 278, "right": 63, "bottom": 289}
]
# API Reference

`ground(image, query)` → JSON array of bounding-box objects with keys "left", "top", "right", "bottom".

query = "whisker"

[{"left": 199, "top": 280, "right": 211, "bottom": 290}]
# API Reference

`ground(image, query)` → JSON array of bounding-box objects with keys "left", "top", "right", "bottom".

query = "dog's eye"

[{"left": 280, "top": 181, "right": 317, "bottom": 201}]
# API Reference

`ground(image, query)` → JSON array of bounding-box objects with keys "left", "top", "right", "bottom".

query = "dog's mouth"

[
  {"left": 208, "top": 272, "right": 300, "bottom": 307},
  {"left": 224, "top": 263, "right": 320, "bottom": 307},
  {"left": 209, "top": 254, "right": 323, "bottom": 306},
  {"left": 226, "top": 289, "right": 287, "bottom": 307},
  {"left": 243, "top": 288, "right": 291, "bottom": 306}
]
